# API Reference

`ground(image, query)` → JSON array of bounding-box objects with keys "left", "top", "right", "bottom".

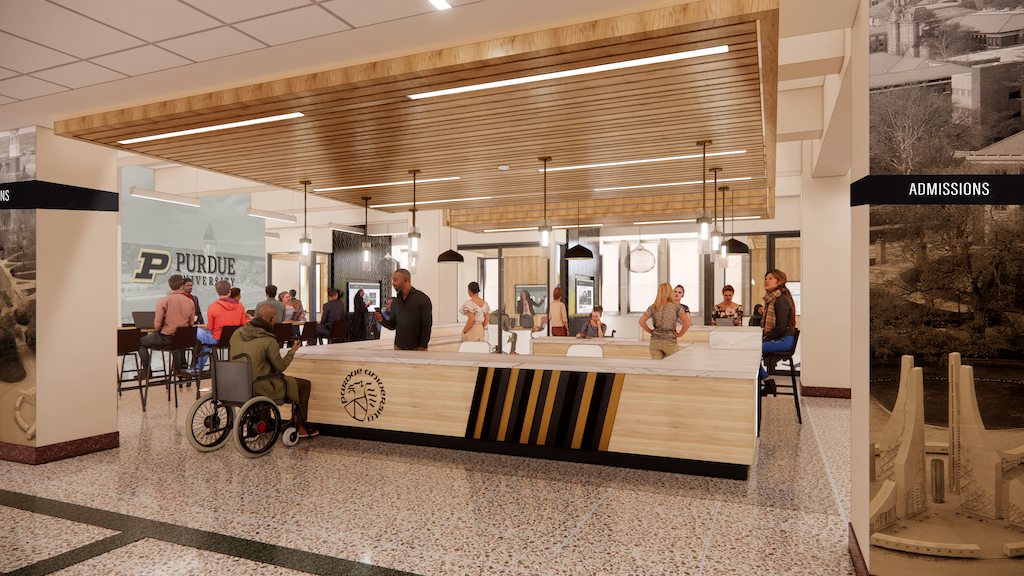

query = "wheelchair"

[{"left": 186, "top": 353, "right": 303, "bottom": 458}]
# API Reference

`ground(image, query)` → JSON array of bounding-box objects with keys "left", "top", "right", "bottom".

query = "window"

[
  {"left": 600, "top": 241, "right": 619, "bottom": 313},
  {"left": 668, "top": 240, "right": 700, "bottom": 314},
  {"left": 627, "top": 242, "right": 659, "bottom": 313}
]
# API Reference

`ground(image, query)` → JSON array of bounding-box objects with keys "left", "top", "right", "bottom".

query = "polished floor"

[{"left": 0, "top": 384, "right": 854, "bottom": 576}]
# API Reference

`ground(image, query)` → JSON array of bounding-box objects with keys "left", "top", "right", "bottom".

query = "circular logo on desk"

[{"left": 341, "top": 368, "right": 386, "bottom": 422}]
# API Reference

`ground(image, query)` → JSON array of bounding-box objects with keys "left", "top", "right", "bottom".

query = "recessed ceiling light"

[
  {"left": 408, "top": 45, "right": 729, "bottom": 100},
  {"left": 596, "top": 176, "right": 752, "bottom": 192},
  {"left": 553, "top": 224, "right": 602, "bottom": 229},
  {"left": 543, "top": 151, "right": 746, "bottom": 172},
  {"left": 498, "top": 165, "right": 511, "bottom": 171},
  {"left": 371, "top": 196, "right": 491, "bottom": 208},
  {"left": 632, "top": 216, "right": 761, "bottom": 225},
  {"left": 314, "top": 176, "right": 460, "bottom": 192},
  {"left": 118, "top": 112, "right": 304, "bottom": 144},
  {"left": 484, "top": 227, "right": 538, "bottom": 233},
  {"left": 428, "top": 0, "right": 452, "bottom": 9}
]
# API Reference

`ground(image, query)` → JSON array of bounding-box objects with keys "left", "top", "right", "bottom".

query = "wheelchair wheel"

[
  {"left": 186, "top": 394, "right": 233, "bottom": 452},
  {"left": 281, "top": 427, "right": 299, "bottom": 447},
  {"left": 233, "top": 396, "right": 280, "bottom": 458}
]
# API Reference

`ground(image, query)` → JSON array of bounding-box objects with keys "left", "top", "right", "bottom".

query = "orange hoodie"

[{"left": 207, "top": 297, "right": 247, "bottom": 341}]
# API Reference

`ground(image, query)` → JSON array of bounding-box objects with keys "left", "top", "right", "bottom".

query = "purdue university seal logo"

[{"left": 341, "top": 368, "right": 385, "bottom": 422}]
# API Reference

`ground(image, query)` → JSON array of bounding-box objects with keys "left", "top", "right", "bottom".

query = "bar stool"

[
  {"left": 117, "top": 328, "right": 143, "bottom": 406},
  {"left": 273, "top": 323, "right": 294, "bottom": 348},
  {"left": 317, "top": 320, "right": 349, "bottom": 345},
  {"left": 211, "top": 325, "right": 240, "bottom": 361},
  {"left": 296, "top": 321, "right": 317, "bottom": 346},
  {"left": 145, "top": 326, "right": 197, "bottom": 410},
  {"left": 566, "top": 344, "right": 604, "bottom": 358},
  {"left": 761, "top": 328, "right": 801, "bottom": 424}
]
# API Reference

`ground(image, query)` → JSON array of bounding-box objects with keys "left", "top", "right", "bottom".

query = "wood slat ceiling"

[{"left": 55, "top": 0, "right": 779, "bottom": 233}]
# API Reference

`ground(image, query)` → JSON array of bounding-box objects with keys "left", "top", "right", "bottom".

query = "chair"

[
  {"left": 296, "top": 321, "right": 317, "bottom": 346},
  {"left": 144, "top": 326, "right": 198, "bottom": 410},
  {"left": 566, "top": 344, "right": 604, "bottom": 358},
  {"left": 273, "top": 323, "right": 294, "bottom": 348},
  {"left": 210, "top": 325, "right": 241, "bottom": 361},
  {"left": 458, "top": 341, "right": 491, "bottom": 353},
  {"left": 761, "top": 328, "right": 802, "bottom": 424},
  {"left": 246, "top": 309, "right": 255, "bottom": 317},
  {"left": 117, "top": 328, "right": 143, "bottom": 407},
  {"left": 317, "top": 319, "right": 349, "bottom": 345}
]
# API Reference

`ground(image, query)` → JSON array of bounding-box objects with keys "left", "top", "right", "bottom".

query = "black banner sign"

[
  {"left": 851, "top": 175, "right": 1024, "bottom": 206},
  {"left": 0, "top": 180, "right": 118, "bottom": 211}
]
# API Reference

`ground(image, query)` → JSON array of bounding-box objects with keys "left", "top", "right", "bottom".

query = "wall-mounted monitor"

[
  {"left": 576, "top": 277, "right": 594, "bottom": 315},
  {"left": 347, "top": 281, "right": 380, "bottom": 313}
]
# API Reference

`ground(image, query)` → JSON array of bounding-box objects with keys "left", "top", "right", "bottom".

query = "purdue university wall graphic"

[{"left": 0, "top": 209, "right": 36, "bottom": 447}]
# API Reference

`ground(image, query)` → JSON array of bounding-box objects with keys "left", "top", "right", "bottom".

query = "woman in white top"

[
  {"left": 460, "top": 282, "right": 491, "bottom": 342},
  {"left": 549, "top": 286, "right": 569, "bottom": 336}
]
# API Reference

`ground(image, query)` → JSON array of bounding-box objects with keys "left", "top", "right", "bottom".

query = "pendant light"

[
  {"left": 538, "top": 156, "right": 552, "bottom": 256},
  {"left": 627, "top": 225, "right": 655, "bottom": 273},
  {"left": 299, "top": 180, "right": 312, "bottom": 267},
  {"left": 723, "top": 185, "right": 750, "bottom": 255},
  {"left": 408, "top": 170, "right": 421, "bottom": 274},
  {"left": 696, "top": 140, "right": 713, "bottom": 255},
  {"left": 361, "top": 196, "right": 372, "bottom": 271},
  {"left": 709, "top": 167, "right": 724, "bottom": 263},
  {"left": 718, "top": 185, "right": 730, "bottom": 268},
  {"left": 565, "top": 201, "right": 594, "bottom": 260},
  {"left": 437, "top": 218, "right": 464, "bottom": 263}
]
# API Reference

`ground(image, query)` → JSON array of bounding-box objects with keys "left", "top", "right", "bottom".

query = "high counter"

[{"left": 287, "top": 327, "right": 763, "bottom": 479}]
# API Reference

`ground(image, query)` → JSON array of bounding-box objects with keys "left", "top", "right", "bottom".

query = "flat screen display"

[{"left": 347, "top": 282, "right": 380, "bottom": 313}]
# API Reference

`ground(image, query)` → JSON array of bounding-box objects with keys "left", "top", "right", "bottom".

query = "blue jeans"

[
  {"left": 194, "top": 328, "right": 218, "bottom": 371},
  {"left": 759, "top": 335, "right": 795, "bottom": 380}
]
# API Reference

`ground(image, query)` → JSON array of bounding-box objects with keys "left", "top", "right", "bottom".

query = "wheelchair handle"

[{"left": 231, "top": 353, "right": 253, "bottom": 363}]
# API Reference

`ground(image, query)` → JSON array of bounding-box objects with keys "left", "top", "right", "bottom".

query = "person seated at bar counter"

[
  {"left": 256, "top": 285, "right": 286, "bottom": 324},
  {"left": 711, "top": 284, "right": 743, "bottom": 326},
  {"left": 577, "top": 306, "right": 607, "bottom": 338},
  {"left": 639, "top": 283, "right": 688, "bottom": 359},
  {"left": 138, "top": 274, "right": 194, "bottom": 379},
  {"left": 230, "top": 304, "right": 317, "bottom": 438},
  {"left": 229, "top": 287, "right": 253, "bottom": 321},
  {"left": 374, "top": 269, "right": 432, "bottom": 350},
  {"left": 182, "top": 278, "right": 204, "bottom": 325},
  {"left": 316, "top": 287, "right": 345, "bottom": 339},
  {"left": 192, "top": 280, "right": 246, "bottom": 372}
]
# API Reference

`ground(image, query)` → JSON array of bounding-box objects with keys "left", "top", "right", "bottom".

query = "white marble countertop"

[{"left": 296, "top": 336, "right": 760, "bottom": 379}]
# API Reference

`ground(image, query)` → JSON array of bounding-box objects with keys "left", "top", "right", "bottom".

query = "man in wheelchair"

[{"left": 230, "top": 304, "right": 318, "bottom": 438}]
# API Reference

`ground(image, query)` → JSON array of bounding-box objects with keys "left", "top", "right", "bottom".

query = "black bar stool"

[
  {"left": 145, "top": 326, "right": 198, "bottom": 409},
  {"left": 761, "top": 328, "right": 802, "bottom": 424},
  {"left": 117, "top": 328, "right": 143, "bottom": 407},
  {"left": 317, "top": 319, "right": 349, "bottom": 345}
]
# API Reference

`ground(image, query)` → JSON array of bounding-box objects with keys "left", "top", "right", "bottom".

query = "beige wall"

[{"left": 34, "top": 130, "right": 119, "bottom": 447}]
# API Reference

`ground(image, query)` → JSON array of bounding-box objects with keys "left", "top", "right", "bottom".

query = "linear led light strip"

[
  {"left": 484, "top": 224, "right": 603, "bottom": 233},
  {"left": 541, "top": 150, "right": 746, "bottom": 172},
  {"left": 371, "top": 196, "right": 491, "bottom": 209},
  {"left": 129, "top": 186, "right": 200, "bottom": 207},
  {"left": 597, "top": 176, "right": 751, "bottom": 192},
  {"left": 117, "top": 112, "right": 304, "bottom": 145},
  {"left": 247, "top": 207, "right": 297, "bottom": 223},
  {"left": 315, "top": 177, "right": 460, "bottom": 192},
  {"left": 634, "top": 216, "right": 761, "bottom": 225},
  {"left": 408, "top": 45, "right": 729, "bottom": 100}
]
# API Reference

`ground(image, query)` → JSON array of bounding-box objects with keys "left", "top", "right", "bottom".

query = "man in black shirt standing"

[
  {"left": 374, "top": 269, "right": 432, "bottom": 350},
  {"left": 316, "top": 287, "right": 346, "bottom": 339}
]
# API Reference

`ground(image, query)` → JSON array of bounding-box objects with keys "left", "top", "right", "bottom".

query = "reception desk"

[{"left": 287, "top": 327, "right": 762, "bottom": 479}]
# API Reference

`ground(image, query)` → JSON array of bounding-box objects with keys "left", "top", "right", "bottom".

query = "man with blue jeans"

[{"left": 190, "top": 280, "right": 242, "bottom": 373}]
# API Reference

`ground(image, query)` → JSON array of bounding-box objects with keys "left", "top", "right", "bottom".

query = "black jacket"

[
  {"left": 320, "top": 299, "right": 345, "bottom": 330},
  {"left": 379, "top": 288, "right": 432, "bottom": 350}
]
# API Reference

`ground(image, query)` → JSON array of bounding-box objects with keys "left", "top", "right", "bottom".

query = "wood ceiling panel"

[{"left": 55, "top": 0, "right": 779, "bottom": 230}]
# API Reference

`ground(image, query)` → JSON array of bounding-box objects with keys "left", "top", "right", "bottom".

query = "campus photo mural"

[
  {"left": 0, "top": 209, "right": 36, "bottom": 447},
  {"left": 120, "top": 167, "right": 266, "bottom": 324},
  {"left": 0, "top": 127, "right": 36, "bottom": 184},
  {"left": 868, "top": 1, "right": 1024, "bottom": 573}
]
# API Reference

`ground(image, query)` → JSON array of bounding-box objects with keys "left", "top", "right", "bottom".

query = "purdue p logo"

[{"left": 133, "top": 250, "right": 171, "bottom": 282}]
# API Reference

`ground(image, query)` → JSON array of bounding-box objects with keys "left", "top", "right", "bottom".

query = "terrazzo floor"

[{"left": 0, "top": 383, "right": 854, "bottom": 576}]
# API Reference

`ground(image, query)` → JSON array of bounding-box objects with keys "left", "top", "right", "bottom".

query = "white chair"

[
  {"left": 566, "top": 344, "right": 604, "bottom": 358},
  {"left": 458, "top": 341, "right": 491, "bottom": 354}
]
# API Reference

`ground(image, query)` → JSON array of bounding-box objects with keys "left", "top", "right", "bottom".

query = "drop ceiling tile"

[
  {"left": 0, "top": 32, "right": 78, "bottom": 74},
  {"left": 90, "top": 45, "right": 192, "bottom": 76},
  {"left": 50, "top": 0, "right": 222, "bottom": 43},
  {"left": 320, "top": 0, "right": 434, "bottom": 28},
  {"left": 0, "top": 0, "right": 144, "bottom": 59},
  {"left": 0, "top": 94, "right": 15, "bottom": 105},
  {"left": 183, "top": 0, "right": 313, "bottom": 24},
  {"left": 0, "top": 75, "right": 69, "bottom": 100},
  {"left": 0, "top": 67, "right": 18, "bottom": 81},
  {"left": 30, "top": 61, "right": 127, "bottom": 89},
  {"left": 233, "top": 5, "right": 351, "bottom": 46},
  {"left": 158, "top": 26, "right": 266, "bottom": 61}
]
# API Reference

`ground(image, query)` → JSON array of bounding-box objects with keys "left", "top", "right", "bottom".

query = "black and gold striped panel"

[{"left": 465, "top": 367, "right": 624, "bottom": 451}]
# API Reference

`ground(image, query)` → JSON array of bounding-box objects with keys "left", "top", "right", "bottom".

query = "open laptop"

[{"left": 132, "top": 311, "right": 156, "bottom": 330}]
